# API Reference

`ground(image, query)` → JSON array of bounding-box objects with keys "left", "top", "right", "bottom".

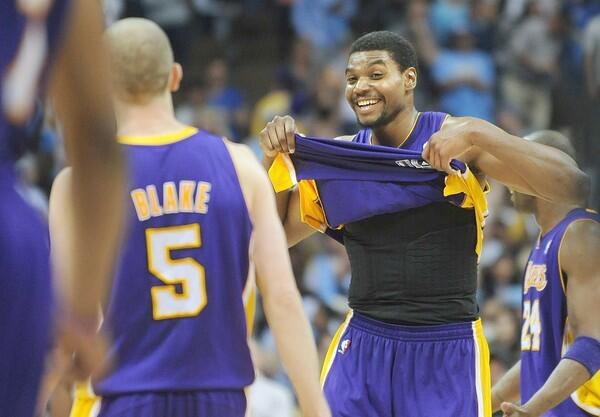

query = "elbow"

[{"left": 570, "top": 169, "right": 591, "bottom": 205}]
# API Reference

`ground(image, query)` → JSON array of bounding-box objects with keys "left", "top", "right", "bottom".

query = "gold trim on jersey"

[
  {"left": 243, "top": 233, "right": 257, "bottom": 337},
  {"left": 320, "top": 311, "right": 353, "bottom": 387},
  {"left": 118, "top": 126, "right": 198, "bottom": 146},
  {"left": 70, "top": 382, "right": 101, "bottom": 417},
  {"left": 367, "top": 112, "right": 421, "bottom": 148},
  {"left": 472, "top": 319, "right": 492, "bottom": 417}
]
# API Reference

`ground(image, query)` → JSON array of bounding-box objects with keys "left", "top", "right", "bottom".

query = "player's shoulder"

[
  {"left": 560, "top": 214, "right": 600, "bottom": 269},
  {"left": 564, "top": 215, "right": 600, "bottom": 245},
  {"left": 440, "top": 115, "right": 476, "bottom": 130},
  {"left": 222, "top": 139, "right": 270, "bottom": 209},
  {"left": 223, "top": 139, "right": 263, "bottom": 175}
]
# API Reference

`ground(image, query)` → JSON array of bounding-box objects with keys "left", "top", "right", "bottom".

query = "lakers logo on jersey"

[{"left": 523, "top": 261, "right": 547, "bottom": 294}]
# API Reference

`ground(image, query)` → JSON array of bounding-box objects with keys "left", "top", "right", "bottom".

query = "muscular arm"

[
  {"left": 508, "top": 220, "right": 600, "bottom": 416},
  {"left": 491, "top": 360, "right": 521, "bottom": 412},
  {"left": 49, "top": 0, "right": 125, "bottom": 318},
  {"left": 230, "top": 144, "right": 330, "bottom": 417},
  {"left": 424, "top": 117, "right": 589, "bottom": 204},
  {"left": 466, "top": 119, "right": 589, "bottom": 203}
]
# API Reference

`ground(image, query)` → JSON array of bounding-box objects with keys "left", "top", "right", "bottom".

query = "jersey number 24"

[{"left": 521, "top": 299, "right": 542, "bottom": 351}]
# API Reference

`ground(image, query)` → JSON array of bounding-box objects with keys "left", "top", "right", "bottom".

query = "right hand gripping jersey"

[{"left": 94, "top": 128, "right": 255, "bottom": 395}]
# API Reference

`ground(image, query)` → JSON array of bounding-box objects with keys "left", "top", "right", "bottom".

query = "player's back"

[
  {"left": 95, "top": 127, "right": 255, "bottom": 395},
  {"left": 521, "top": 208, "right": 600, "bottom": 416}
]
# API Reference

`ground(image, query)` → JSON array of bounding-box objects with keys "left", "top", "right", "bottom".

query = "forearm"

[
  {"left": 68, "top": 136, "right": 125, "bottom": 317},
  {"left": 491, "top": 360, "right": 521, "bottom": 412},
  {"left": 469, "top": 119, "right": 588, "bottom": 203},
  {"left": 263, "top": 291, "right": 328, "bottom": 415},
  {"left": 521, "top": 359, "right": 591, "bottom": 415}
]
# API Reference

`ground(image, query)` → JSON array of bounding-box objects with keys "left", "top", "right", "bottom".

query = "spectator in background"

[
  {"left": 428, "top": 0, "right": 470, "bottom": 45},
  {"left": 140, "top": 0, "right": 194, "bottom": 65},
  {"left": 429, "top": 26, "right": 496, "bottom": 121},
  {"left": 298, "top": 65, "right": 345, "bottom": 137},
  {"left": 470, "top": 0, "right": 499, "bottom": 52},
  {"left": 205, "top": 58, "right": 248, "bottom": 141},
  {"left": 277, "top": 38, "right": 313, "bottom": 116},
  {"left": 303, "top": 236, "right": 350, "bottom": 315},
  {"left": 501, "top": 0, "right": 560, "bottom": 130},
  {"left": 249, "top": 342, "right": 296, "bottom": 417},
  {"left": 175, "top": 80, "right": 207, "bottom": 125},
  {"left": 291, "top": 0, "right": 357, "bottom": 65}
]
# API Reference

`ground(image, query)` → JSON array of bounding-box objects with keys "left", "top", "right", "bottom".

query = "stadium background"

[{"left": 19, "top": 0, "right": 600, "bottom": 415}]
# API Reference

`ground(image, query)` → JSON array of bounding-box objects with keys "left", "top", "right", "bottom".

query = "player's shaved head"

[
  {"left": 525, "top": 130, "right": 577, "bottom": 162},
  {"left": 105, "top": 18, "right": 174, "bottom": 101}
]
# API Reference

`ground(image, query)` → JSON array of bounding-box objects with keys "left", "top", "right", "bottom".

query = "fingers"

[
  {"left": 283, "top": 116, "right": 296, "bottom": 153},
  {"left": 259, "top": 115, "right": 296, "bottom": 157},
  {"left": 55, "top": 318, "right": 112, "bottom": 382},
  {"left": 423, "top": 135, "right": 454, "bottom": 174},
  {"left": 500, "top": 401, "right": 521, "bottom": 417},
  {"left": 423, "top": 136, "right": 443, "bottom": 172}
]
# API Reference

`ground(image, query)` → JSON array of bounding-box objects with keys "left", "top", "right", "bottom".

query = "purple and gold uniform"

[
  {"left": 71, "top": 128, "right": 255, "bottom": 417},
  {"left": 1, "top": 1, "right": 70, "bottom": 416},
  {"left": 521, "top": 208, "right": 600, "bottom": 416},
  {"left": 270, "top": 112, "right": 492, "bottom": 417}
]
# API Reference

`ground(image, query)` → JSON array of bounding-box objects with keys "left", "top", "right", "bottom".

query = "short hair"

[
  {"left": 525, "top": 130, "right": 577, "bottom": 161},
  {"left": 350, "top": 31, "right": 418, "bottom": 72},
  {"left": 105, "top": 18, "right": 173, "bottom": 100}
]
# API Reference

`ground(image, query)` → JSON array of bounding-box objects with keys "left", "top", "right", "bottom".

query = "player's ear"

[
  {"left": 403, "top": 67, "right": 417, "bottom": 92},
  {"left": 170, "top": 63, "right": 183, "bottom": 93}
]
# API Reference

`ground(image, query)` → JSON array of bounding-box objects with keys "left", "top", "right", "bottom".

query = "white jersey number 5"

[{"left": 146, "top": 224, "right": 207, "bottom": 320}]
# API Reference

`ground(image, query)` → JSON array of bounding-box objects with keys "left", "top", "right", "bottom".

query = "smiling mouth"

[{"left": 355, "top": 98, "right": 382, "bottom": 112}]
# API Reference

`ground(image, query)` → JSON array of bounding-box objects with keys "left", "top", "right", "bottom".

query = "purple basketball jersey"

[
  {"left": 520, "top": 208, "right": 600, "bottom": 416},
  {"left": 1, "top": 1, "right": 71, "bottom": 416},
  {"left": 353, "top": 111, "right": 448, "bottom": 150},
  {"left": 94, "top": 129, "right": 255, "bottom": 396}
]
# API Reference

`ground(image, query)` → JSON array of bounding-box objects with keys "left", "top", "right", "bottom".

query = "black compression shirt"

[{"left": 343, "top": 202, "right": 479, "bottom": 325}]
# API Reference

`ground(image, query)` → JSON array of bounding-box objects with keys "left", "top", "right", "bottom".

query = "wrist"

[
  {"left": 563, "top": 336, "right": 600, "bottom": 376},
  {"left": 465, "top": 118, "right": 485, "bottom": 148},
  {"left": 57, "top": 305, "right": 100, "bottom": 335}
]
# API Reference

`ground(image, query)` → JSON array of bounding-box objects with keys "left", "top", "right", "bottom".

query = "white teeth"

[{"left": 357, "top": 99, "right": 379, "bottom": 107}]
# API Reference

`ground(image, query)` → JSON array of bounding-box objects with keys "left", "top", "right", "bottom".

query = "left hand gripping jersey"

[
  {"left": 520, "top": 208, "right": 600, "bottom": 416},
  {"left": 92, "top": 128, "right": 255, "bottom": 396}
]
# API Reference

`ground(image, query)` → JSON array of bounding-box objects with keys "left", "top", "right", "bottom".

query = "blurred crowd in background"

[{"left": 17, "top": 0, "right": 600, "bottom": 415}]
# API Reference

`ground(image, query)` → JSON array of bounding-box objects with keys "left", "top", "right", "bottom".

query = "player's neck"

[
  {"left": 371, "top": 107, "right": 418, "bottom": 148},
  {"left": 116, "top": 94, "right": 186, "bottom": 137},
  {"left": 535, "top": 201, "right": 580, "bottom": 235}
]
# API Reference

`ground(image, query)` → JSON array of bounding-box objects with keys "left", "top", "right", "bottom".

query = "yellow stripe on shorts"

[
  {"left": 473, "top": 319, "right": 492, "bottom": 417},
  {"left": 320, "top": 311, "right": 353, "bottom": 387}
]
